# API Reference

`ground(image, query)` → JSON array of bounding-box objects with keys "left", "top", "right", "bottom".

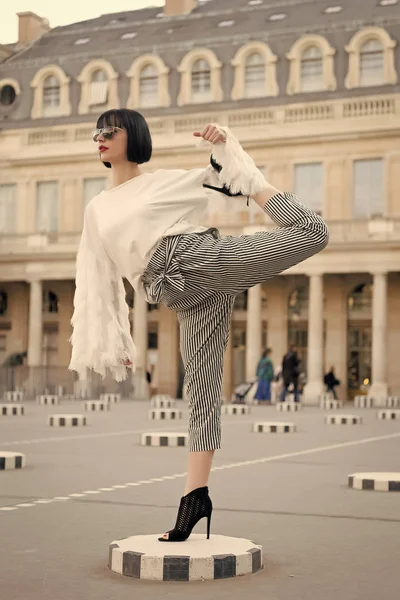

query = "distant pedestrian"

[
  {"left": 254, "top": 348, "right": 274, "bottom": 403},
  {"left": 324, "top": 367, "right": 340, "bottom": 399},
  {"left": 280, "top": 345, "right": 300, "bottom": 402}
]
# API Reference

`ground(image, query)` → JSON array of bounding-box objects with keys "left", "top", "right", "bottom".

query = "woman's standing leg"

[{"left": 159, "top": 292, "right": 234, "bottom": 540}]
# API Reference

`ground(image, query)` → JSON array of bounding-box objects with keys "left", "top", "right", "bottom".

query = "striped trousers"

[{"left": 141, "top": 192, "right": 329, "bottom": 452}]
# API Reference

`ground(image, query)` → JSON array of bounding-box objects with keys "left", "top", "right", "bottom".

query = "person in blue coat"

[{"left": 254, "top": 348, "right": 274, "bottom": 403}]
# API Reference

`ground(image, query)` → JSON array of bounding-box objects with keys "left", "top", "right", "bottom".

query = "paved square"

[{"left": 1, "top": 400, "right": 399, "bottom": 599}]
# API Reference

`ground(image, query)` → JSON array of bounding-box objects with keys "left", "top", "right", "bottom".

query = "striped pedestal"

[
  {"left": 0, "top": 452, "right": 26, "bottom": 470},
  {"left": 100, "top": 393, "right": 121, "bottom": 403},
  {"left": 3, "top": 391, "right": 24, "bottom": 402},
  {"left": 222, "top": 405, "right": 250, "bottom": 416},
  {"left": 0, "top": 404, "right": 25, "bottom": 416},
  {"left": 325, "top": 414, "right": 362, "bottom": 425},
  {"left": 84, "top": 401, "right": 110, "bottom": 412},
  {"left": 141, "top": 432, "right": 188, "bottom": 447},
  {"left": 151, "top": 398, "right": 176, "bottom": 409},
  {"left": 320, "top": 399, "right": 342, "bottom": 410},
  {"left": 354, "top": 396, "right": 374, "bottom": 409},
  {"left": 348, "top": 472, "right": 400, "bottom": 492},
  {"left": 149, "top": 409, "right": 182, "bottom": 420},
  {"left": 37, "top": 395, "right": 59, "bottom": 406},
  {"left": 109, "top": 534, "right": 263, "bottom": 581},
  {"left": 252, "top": 421, "right": 296, "bottom": 433},
  {"left": 377, "top": 409, "right": 400, "bottom": 420},
  {"left": 48, "top": 414, "right": 86, "bottom": 427},
  {"left": 276, "top": 402, "right": 301, "bottom": 412}
]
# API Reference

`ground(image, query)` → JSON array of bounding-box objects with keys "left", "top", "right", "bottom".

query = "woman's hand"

[
  {"left": 193, "top": 124, "right": 226, "bottom": 144},
  {"left": 121, "top": 358, "right": 132, "bottom": 366}
]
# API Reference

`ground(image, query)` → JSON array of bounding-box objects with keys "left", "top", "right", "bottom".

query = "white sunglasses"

[{"left": 92, "top": 126, "right": 123, "bottom": 142}]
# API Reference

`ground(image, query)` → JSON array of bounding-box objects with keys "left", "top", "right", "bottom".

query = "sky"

[{"left": 1, "top": 0, "right": 164, "bottom": 44}]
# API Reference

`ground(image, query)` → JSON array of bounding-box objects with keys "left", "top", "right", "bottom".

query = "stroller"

[{"left": 233, "top": 380, "right": 257, "bottom": 404}]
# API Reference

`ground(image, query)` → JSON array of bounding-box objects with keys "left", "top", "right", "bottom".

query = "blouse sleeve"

[
  {"left": 68, "top": 204, "right": 137, "bottom": 382},
  {"left": 201, "top": 124, "right": 267, "bottom": 200}
]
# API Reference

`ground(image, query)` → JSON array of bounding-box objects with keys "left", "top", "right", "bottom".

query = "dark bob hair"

[{"left": 96, "top": 108, "right": 152, "bottom": 169}]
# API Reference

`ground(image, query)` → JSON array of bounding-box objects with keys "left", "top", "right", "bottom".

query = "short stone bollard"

[
  {"left": 149, "top": 408, "right": 182, "bottom": 420},
  {"left": 325, "top": 414, "right": 362, "bottom": 425},
  {"left": 0, "top": 404, "right": 25, "bottom": 416},
  {"left": 37, "top": 395, "right": 59, "bottom": 406},
  {"left": 84, "top": 400, "right": 110, "bottom": 412},
  {"left": 252, "top": 421, "right": 296, "bottom": 433},
  {"left": 377, "top": 409, "right": 400, "bottom": 421},
  {"left": 0, "top": 451, "right": 26, "bottom": 470},
  {"left": 348, "top": 472, "right": 400, "bottom": 492},
  {"left": 276, "top": 402, "right": 301, "bottom": 412},
  {"left": 222, "top": 405, "right": 250, "bottom": 416},
  {"left": 141, "top": 432, "right": 188, "bottom": 447},
  {"left": 48, "top": 414, "right": 86, "bottom": 427}
]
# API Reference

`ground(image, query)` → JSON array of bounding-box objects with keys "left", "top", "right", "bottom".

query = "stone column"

[
  {"left": 133, "top": 291, "right": 149, "bottom": 399},
  {"left": 303, "top": 274, "right": 324, "bottom": 404},
  {"left": 369, "top": 272, "right": 388, "bottom": 405},
  {"left": 267, "top": 278, "right": 288, "bottom": 371},
  {"left": 27, "top": 279, "right": 43, "bottom": 366},
  {"left": 222, "top": 329, "right": 233, "bottom": 403},
  {"left": 246, "top": 284, "right": 262, "bottom": 381},
  {"left": 324, "top": 276, "right": 347, "bottom": 401}
]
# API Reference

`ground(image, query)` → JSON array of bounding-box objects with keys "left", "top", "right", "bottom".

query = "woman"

[
  {"left": 69, "top": 109, "right": 329, "bottom": 542},
  {"left": 254, "top": 348, "right": 274, "bottom": 404}
]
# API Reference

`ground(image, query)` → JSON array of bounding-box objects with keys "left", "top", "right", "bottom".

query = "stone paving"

[{"left": 1, "top": 399, "right": 399, "bottom": 599}]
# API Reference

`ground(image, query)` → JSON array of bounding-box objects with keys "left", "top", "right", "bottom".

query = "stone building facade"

[{"left": 0, "top": 0, "right": 399, "bottom": 401}]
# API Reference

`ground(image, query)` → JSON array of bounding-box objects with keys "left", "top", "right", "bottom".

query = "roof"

[{"left": 5, "top": 0, "right": 400, "bottom": 64}]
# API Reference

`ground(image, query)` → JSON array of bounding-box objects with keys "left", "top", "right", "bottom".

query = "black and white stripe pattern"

[
  {"left": 276, "top": 402, "right": 302, "bottom": 412},
  {"left": 48, "top": 414, "right": 86, "bottom": 427},
  {"left": 151, "top": 396, "right": 176, "bottom": 409},
  {"left": 141, "top": 432, "right": 188, "bottom": 447},
  {"left": 141, "top": 192, "right": 328, "bottom": 452},
  {"left": 84, "top": 400, "right": 110, "bottom": 412},
  {"left": 109, "top": 535, "right": 263, "bottom": 581},
  {"left": 354, "top": 396, "right": 374, "bottom": 409},
  {"left": 36, "top": 395, "right": 59, "bottom": 405},
  {"left": 100, "top": 393, "right": 121, "bottom": 403},
  {"left": 3, "top": 391, "right": 24, "bottom": 402},
  {"left": 222, "top": 404, "right": 250, "bottom": 415},
  {"left": 378, "top": 410, "right": 400, "bottom": 420},
  {"left": 325, "top": 414, "right": 362, "bottom": 425},
  {"left": 149, "top": 408, "right": 182, "bottom": 420},
  {"left": 0, "top": 452, "right": 26, "bottom": 470},
  {"left": 252, "top": 421, "right": 296, "bottom": 433},
  {"left": 320, "top": 399, "right": 342, "bottom": 410},
  {"left": 0, "top": 404, "right": 24, "bottom": 416},
  {"left": 348, "top": 472, "right": 400, "bottom": 492}
]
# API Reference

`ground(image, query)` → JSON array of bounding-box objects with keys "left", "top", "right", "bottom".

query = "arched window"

[
  {"left": 244, "top": 53, "right": 265, "bottom": 97},
  {"left": 43, "top": 75, "right": 60, "bottom": 116},
  {"left": 139, "top": 64, "right": 159, "bottom": 107},
  {"left": 88, "top": 70, "right": 109, "bottom": 110},
  {"left": 191, "top": 59, "right": 212, "bottom": 103},
  {"left": 360, "top": 39, "right": 384, "bottom": 86},
  {"left": 300, "top": 46, "right": 323, "bottom": 92}
]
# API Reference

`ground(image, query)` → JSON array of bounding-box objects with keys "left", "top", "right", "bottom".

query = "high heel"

[{"left": 158, "top": 486, "right": 213, "bottom": 542}]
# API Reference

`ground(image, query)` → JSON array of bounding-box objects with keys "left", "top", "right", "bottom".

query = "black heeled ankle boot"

[{"left": 158, "top": 486, "right": 213, "bottom": 542}]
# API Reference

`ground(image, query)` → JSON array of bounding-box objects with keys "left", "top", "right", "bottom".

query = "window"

[
  {"left": 301, "top": 46, "right": 323, "bottom": 92},
  {"left": 36, "top": 181, "right": 58, "bottom": 233},
  {"left": 43, "top": 75, "right": 60, "bottom": 116},
  {"left": 294, "top": 163, "right": 324, "bottom": 215},
  {"left": 43, "top": 291, "right": 58, "bottom": 313},
  {"left": 353, "top": 159, "right": 383, "bottom": 219},
  {"left": 0, "top": 184, "right": 17, "bottom": 233},
  {"left": 360, "top": 40, "right": 384, "bottom": 86},
  {"left": 83, "top": 178, "right": 106, "bottom": 210},
  {"left": 88, "top": 70, "right": 109, "bottom": 110},
  {"left": 244, "top": 53, "right": 265, "bottom": 98},
  {"left": 139, "top": 65, "right": 159, "bottom": 107},
  {"left": 345, "top": 28, "right": 397, "bottom": 89},
  {"left": 286, "top": 36, "right": 336, "bottom": 95},
  {"left": 191, "top": 59, "right": 212, "bottom": 103}
]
